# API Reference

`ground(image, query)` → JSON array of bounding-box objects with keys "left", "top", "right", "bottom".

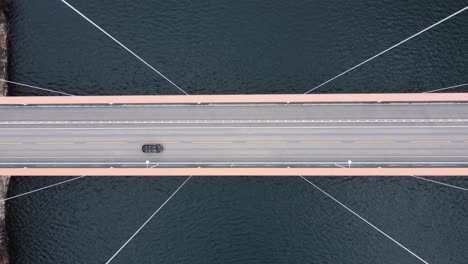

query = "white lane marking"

[
  {"left": 1, "top": 161, "right": 468, "bottom": 165},
  {"left": 1, "top": 118, "right": 468, "bottom": 125},
  {"left": 3, "top": 156, "right": 468, "bottom": 159},
  {"left": 300, "top": 176, "right": 429, "bottom": 264},
  {"left": 1, "top": 125, "right": 468, "bottom": 130},
  {"left": 3, "top": 102, "right": 468, "bottom": 109}
]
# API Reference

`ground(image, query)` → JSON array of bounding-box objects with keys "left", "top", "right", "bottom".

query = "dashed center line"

[
  {"left": 0, "top": 142, "right": 22, "bottom": 145},
  {"left": 410, "top": 140, "right": 451, "bottom": 143},
  {"left": 192, "top": 141, "right": 233, "bottom": 144},
  {"left": 354, "top": 140, "right": 396, "bottom": 144},
  {"left": 35, "top": 141, "right": 74, "bottom": 145},
  {"left": 246, "top": 141, "right": 288, "bottom": 144},
  {"left": 86, "top": 141, "right": 128, "bottom": 144},
  {"left": 139, "top": 141, "right": 179, "bottom": 144},
  {"left": 300, "top": 141, "right": 342, "bottom": 144}
]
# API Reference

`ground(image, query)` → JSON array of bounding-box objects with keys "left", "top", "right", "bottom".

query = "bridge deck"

[{"left": 1, "top": 100, "right": 468, "bottom": 174}]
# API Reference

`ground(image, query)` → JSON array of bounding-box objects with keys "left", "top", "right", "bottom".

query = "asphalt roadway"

[{"left": 1, "top": 102, "right": 468, "bottom": 167}]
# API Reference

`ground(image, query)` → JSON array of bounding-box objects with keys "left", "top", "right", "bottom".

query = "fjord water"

[{"left": 5, "top": 0, "right": 468, "bottom": 263}]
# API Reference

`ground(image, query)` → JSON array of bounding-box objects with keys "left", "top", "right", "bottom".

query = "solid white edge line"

[
  {"left": 299, "top": 176, "right": 429, "bottom": 263},
  {"left": 2, "top": 118, "right": 468, "bottom": 125},
  {"left": 3, "top": 102, "right": 468, "bottom": 108},
  {"left": 3, "top": 161, "right": 468, "bottom": 166},
  {"left": 4, "top": 156, "right": 468, "bottom": 159},
  {"left": 1, "top": 125, "right": 468, "bottom": 130}
]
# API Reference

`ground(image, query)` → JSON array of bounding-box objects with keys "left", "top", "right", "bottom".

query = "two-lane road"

[{"left": 1, "top": 102, "right": 468, "bottom": 167}]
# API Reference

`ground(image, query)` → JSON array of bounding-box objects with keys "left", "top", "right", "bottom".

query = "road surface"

[{"left": 1, "top": 102, "right": 468, "bottom": 167}]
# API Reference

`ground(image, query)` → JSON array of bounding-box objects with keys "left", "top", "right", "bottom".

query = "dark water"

[{"left": 5, "top": 0, "right": 468, "bottom": 263}]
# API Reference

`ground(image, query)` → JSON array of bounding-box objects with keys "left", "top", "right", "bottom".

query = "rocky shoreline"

[
  {"left": 0, "top": 177, "right": 8, "bottom": 264},
  {"left": 0, "top": 0, "right": 10, "bottom": 263},
  {"left": 0, "top": 0, "right": 8, "bottom": 96}
]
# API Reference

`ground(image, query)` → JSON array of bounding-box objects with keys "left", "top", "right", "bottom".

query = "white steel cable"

[
  {"left": 0, "top": 78, "right": 74, "bottom": 96},
  {"left": 0, "top": 176, "right": 85, "bottom": 202},
  {"left": 300, "top": 176, "right": 429, "bottom": 264},
  {"left": 422, "top": 82, "right": 468, "bottom": 93},
  {"left": 60, "top": 0, "right": 189, "bottom": 95},
  {"left": 411, "top": 176, "right": 468, "bottom": 192},
  {"left": 304, "top": 6, "right": 468, "bottom": 94},
  {"left": 104, "top": 176, "right": 192, "bottom": 264}
]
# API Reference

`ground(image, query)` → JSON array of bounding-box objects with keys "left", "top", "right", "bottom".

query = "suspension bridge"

[
  {"left": 1, "top": 1, "right": 468, "bottom": 264},
  {"left": 2, "top": 93, "right": 468, "bottom": 176}
]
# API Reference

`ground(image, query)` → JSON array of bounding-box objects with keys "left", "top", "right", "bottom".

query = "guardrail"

[
  {"left": 1, "top": 167, "right": 468, "bottom": 176},
  {"left": 2, "top": 93, "right": 468, "bottom": 105}
]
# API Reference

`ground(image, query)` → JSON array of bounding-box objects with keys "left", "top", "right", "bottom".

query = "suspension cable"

[
  {"left": 1, "top": 176, "right": 85, "bottom": 202},
  {"left": 304, "top": 6, "right": 468, "bottom": 94},
  {"left": 422, "top": 82, "right": 468, "bottom": 93},
  {"left": 300, "top": 176, "right": 429, "bottom": 263},
  {"left": 104, "top": 176, "right": 192, "bottom": 264},
  {"left": 0, "top": 78, "right": 74, "bottom": 96},
  {"left": 411, "top": 176, "right": 468, "bottom": 192},
  {"left": 59, "top": 0, "right": 189, "bottom": 95}
]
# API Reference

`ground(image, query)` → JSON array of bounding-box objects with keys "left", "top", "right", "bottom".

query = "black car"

[{"left": 142, "top": 144, "right": 164, "bottom": 153}]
